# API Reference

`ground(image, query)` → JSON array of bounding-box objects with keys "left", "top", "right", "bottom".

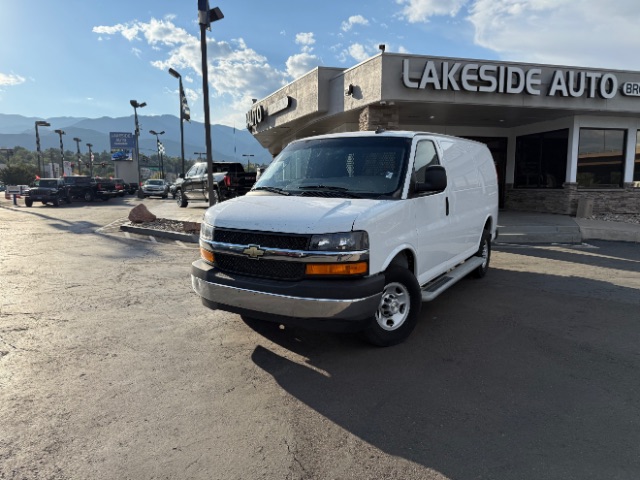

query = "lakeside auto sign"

[
  {"left": 401, "top": 58, "right": 640, "bottom": 99},
  {"left": 246, "top": 96, "right": 291, "bottom": 128}
]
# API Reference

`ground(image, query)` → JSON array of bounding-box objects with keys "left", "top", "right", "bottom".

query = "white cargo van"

[{"left": 191, "top": 130, "right": 499, "bottom": 346}]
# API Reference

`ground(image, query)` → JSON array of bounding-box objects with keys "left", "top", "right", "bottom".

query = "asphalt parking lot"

[{"left": 1, "top": 195, "right": 639, "bottom": 479}]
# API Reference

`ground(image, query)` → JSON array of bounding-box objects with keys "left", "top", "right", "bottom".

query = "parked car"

[
  {"left": 23, "top": 178, "right": 71, "bottom": 207},
  {"left": 112, "top": 178, "right": 127, "bottom": 197},
  {"left": 63, "top": 176, "right": 117, "bottom": 202},
  {"left": 141, "top": 179, "right": 169, "bottom": 198},
  {"left": 176, "top": 161, "right": 256, "bottom": 208}
]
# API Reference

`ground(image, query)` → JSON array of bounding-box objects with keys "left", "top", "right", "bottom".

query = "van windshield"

[{"left": 252, "top": 136, "right": 411, "bottom": 199}]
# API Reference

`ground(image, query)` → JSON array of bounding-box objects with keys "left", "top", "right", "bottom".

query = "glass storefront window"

[
  {"left": 577, "top": 129, "right": 625, "bottom": 188},
  {"left": 514, "top": 129, "right": 568, "bottom": 188}
]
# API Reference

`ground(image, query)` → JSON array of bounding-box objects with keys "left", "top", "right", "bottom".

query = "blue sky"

[{"left": 2, "top": 0, "right": 640, "bottom": 127}]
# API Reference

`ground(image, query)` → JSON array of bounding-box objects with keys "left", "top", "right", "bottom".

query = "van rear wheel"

[{"left": 363, "top": 266, "right": 421, "bottom": 347}]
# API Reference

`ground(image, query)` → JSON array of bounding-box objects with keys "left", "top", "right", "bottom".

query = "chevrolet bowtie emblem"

[{"left": 243, "top": 245, "right": 265, "bottom": 259}]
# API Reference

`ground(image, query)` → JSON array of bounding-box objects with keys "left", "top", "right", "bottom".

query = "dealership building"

[{"left": 247, "top": 52, "right": 640, "bottom": 215}]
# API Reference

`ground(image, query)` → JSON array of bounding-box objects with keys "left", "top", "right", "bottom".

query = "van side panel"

[{"left": 437, "top": 138, "right": 484, "bottom": 255}]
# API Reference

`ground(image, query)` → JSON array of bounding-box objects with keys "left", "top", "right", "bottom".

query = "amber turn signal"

[
  {"left": 305, "top": 262, "right": 367, "bottom": 276},
  {"left": 200, "top": 248, "right": 214, "bottom": 263}
]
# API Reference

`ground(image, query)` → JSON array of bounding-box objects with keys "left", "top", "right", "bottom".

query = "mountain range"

[{"left": 0, "top": 113, "right": 272, "bottom": 165}]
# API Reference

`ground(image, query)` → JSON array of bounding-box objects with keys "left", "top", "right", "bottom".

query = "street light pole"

[
  {"left": 149, "top": 129, "right": 165, "bottom": 179},
  {"left": 198, "top": 2, "right": 224, "bottom": 207},
  {"left": 242, "top": 154, "right": 255, "bottom": 171},
  {"left": 35, "top": 120, "right": 50, "bottom": 176},
  {"left": 86, "top": 143, "right": 93, "bottom": 177},
  {"left": 73, "top": 137, "right": 82, "bottom": 175},
  {"left": 168, "top": 68, "right": 187, "bottom": 177},
  {"left": 194, "top": 151, "right": 206, "bottom": 161},
  {"left": 130, "top": 100, "right": 147, "bottom": 197},
  {"left": 54, "top": 129, "right": 66, "bottom": 177}
]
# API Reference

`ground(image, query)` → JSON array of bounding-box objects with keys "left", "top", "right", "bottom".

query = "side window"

[
  {"left": 195, "top": 164, "right": 206, "bottom": 176},
  {"left": 185, "top": 165, "right": 198, "bottom": 178},
  {"left": 414, "top": 140, "right": 439, "bottom": 182}
]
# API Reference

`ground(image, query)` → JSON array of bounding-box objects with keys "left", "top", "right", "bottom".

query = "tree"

[{"left": 0, "top": 163, "right": 38, "bottom": 186}]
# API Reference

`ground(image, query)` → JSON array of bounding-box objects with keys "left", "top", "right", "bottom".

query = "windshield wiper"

[
  {"left": 299, "top": 184, "right": 348, "bottom": 191},
  {"left": 298, "top": 185, "right": 362, "bottom": 198},
  {"left": 252, "top": 186, "right": 290, "bottom": 195}
]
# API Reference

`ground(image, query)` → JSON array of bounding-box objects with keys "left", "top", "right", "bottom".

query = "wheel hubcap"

[{"left": 375, "top": 282, "right": 410, "bottom": 331}]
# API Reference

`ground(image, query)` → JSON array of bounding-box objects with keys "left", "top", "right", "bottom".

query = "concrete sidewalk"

[
  {"left": 147, "top": 201, "right": 640, "bottom": 245},
  {"left": 496, "top": 210, "right": 640, "bottom": 244}
]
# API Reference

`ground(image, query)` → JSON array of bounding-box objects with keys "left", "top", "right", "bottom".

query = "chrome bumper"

[{"left": 191, "top": 269, "right": 382, "bottom": 322}]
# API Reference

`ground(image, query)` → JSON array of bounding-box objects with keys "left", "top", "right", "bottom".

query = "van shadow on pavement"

[{"left": 247, "top": 265, "right": 640, "bottom": 480}]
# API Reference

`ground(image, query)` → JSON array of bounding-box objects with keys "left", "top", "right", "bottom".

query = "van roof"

[{"left": 290, "top": 130, "right": 485, "bottom": 145}]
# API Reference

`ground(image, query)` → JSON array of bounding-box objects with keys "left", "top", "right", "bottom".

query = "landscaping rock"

[{"left": 128, "top": 204, "right": 157, "bottom": 223}]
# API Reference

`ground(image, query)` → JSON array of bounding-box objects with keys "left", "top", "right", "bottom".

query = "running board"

[{"left": 421, "top": 257, "right": 485, "bottom": 302}]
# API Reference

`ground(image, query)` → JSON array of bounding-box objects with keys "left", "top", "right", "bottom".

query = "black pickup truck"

[
  {"left": 176, "top": 161, "right": 257, "bottom": 208},
  {"left": 213, "top": 162, "right": 257, "bottom": 198},
  {"left": 63, "top": 176, "right": 118, "bottom": 202},
  {"left": 24, "top": 178, "right": 71, "bottom": 207}
]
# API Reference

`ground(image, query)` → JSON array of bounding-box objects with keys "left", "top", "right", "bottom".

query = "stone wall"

[
  {"left": 505, "top": 183, "right": 640, "bottom": 215},
  {"left": 359, "top": 105, "right": 399, "bottom": 131}
]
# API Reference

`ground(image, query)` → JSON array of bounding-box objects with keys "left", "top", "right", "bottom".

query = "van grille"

[
  {"left": 215, "top": 254, "right": 306, "bottom": 281},
  {"left": 214, "top": 228, "right": 310, "bottom": 251},
  {"left": 212, "top": 229, "right": 310, "bottom": 280}
]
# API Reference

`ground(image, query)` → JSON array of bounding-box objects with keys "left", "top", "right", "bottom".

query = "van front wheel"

[
  {"left": 363, "top": 266, "right": 421, "bottom": 347},
  {"left": 471, "top": 231, "right": 491, "bottom": 278}
]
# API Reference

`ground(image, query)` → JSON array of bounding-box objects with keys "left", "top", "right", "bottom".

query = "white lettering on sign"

[
  {"left": 402, "top": 58, "right": 623, "bottom": 99},
  {"left": 622, "top": 82, "right": 640, "bottom": 96},
  {"left": 246, "top": 105, "right": 264, "bottom": 127},
  {"left": 246, "top": 96, "right": 292, "bottom": 128}
]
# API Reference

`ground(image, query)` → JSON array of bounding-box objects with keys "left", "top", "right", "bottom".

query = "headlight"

[
  {"left": 309, "top": 231, "right": 369, "bottom": 251},
  {"left": 200, "top": 222, "right": 214, "bottom": 242}
]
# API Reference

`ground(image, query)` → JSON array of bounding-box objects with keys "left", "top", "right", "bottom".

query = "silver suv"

[{"left": 141, "top": 179, "right": 169, "bottom": 198}]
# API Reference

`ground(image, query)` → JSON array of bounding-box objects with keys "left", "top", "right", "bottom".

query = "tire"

[
  {"left": 177, "top": 190, "right": 188, "bottom": 208},
  {"left": 83, "top": 190, "right": 94, "bottom": 202},
  {"left": 53, "top": 197, "right": 60, "bottom": 207},
  {"left": 25, "top": 198, "right": 33, "bottom": 207},
  {"left": 362, "top": 266, "right": 422, "bottom": 347},
  {"left": 162, "top": 194, "right": 168, "bottom": 199},
  {"left": 211, "top": 188, "right": 220, "bottom": 205},
  {"left": 471, "top": 230, "right": 491, "bottom": 279}
]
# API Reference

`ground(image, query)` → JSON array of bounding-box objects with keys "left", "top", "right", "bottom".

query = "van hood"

[{"left": 203, "top": 194, "right": 390, "bottom": 234}]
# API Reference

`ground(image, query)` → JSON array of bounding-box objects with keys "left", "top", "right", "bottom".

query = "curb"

[{"left": 120, "top": 224, "right": 199, "bottom": 243}]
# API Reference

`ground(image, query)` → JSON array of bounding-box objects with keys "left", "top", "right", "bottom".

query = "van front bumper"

[{"left": 191, "top": 259, "right": 384, "bottom": 331}]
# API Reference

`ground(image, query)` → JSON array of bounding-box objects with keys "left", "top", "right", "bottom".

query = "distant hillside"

[{"left": 0, "top": 113, "right": 272, "bottom": 165}]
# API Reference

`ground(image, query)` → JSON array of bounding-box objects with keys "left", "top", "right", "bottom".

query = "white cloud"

[
  {"left": 0, "top": 73, "right": 26, "bottom": 86},
  {"left": 131, "top": 47, "right": 142, "bottom": 58},
  {"left": 341, "top": 15, "right": 370, "bottom": 32},
  {"left": 93, "top": 18, "right": 290, "bottom": 126},
  {"left": 396, "top": 0, "right": 467, "bottom": 22},
  {"left": 295, "top": 32, "right": 315, "bottom": 46},
  {"left": 347, "top": 43, "right": 371, "bottom": 63},
  {"left": 467, "top": 0, "right": 640, "bottom": 69},
  {"left": 286, "top": 52, "right": 320, "bottom": 78}
]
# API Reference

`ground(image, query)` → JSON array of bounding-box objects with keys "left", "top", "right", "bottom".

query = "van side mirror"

[
  {"left": 179, "top": 173, "right": 185, "bottom": 179},
  {"left": 415, "top": 165, "right": 447, "bottom": 193}
]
